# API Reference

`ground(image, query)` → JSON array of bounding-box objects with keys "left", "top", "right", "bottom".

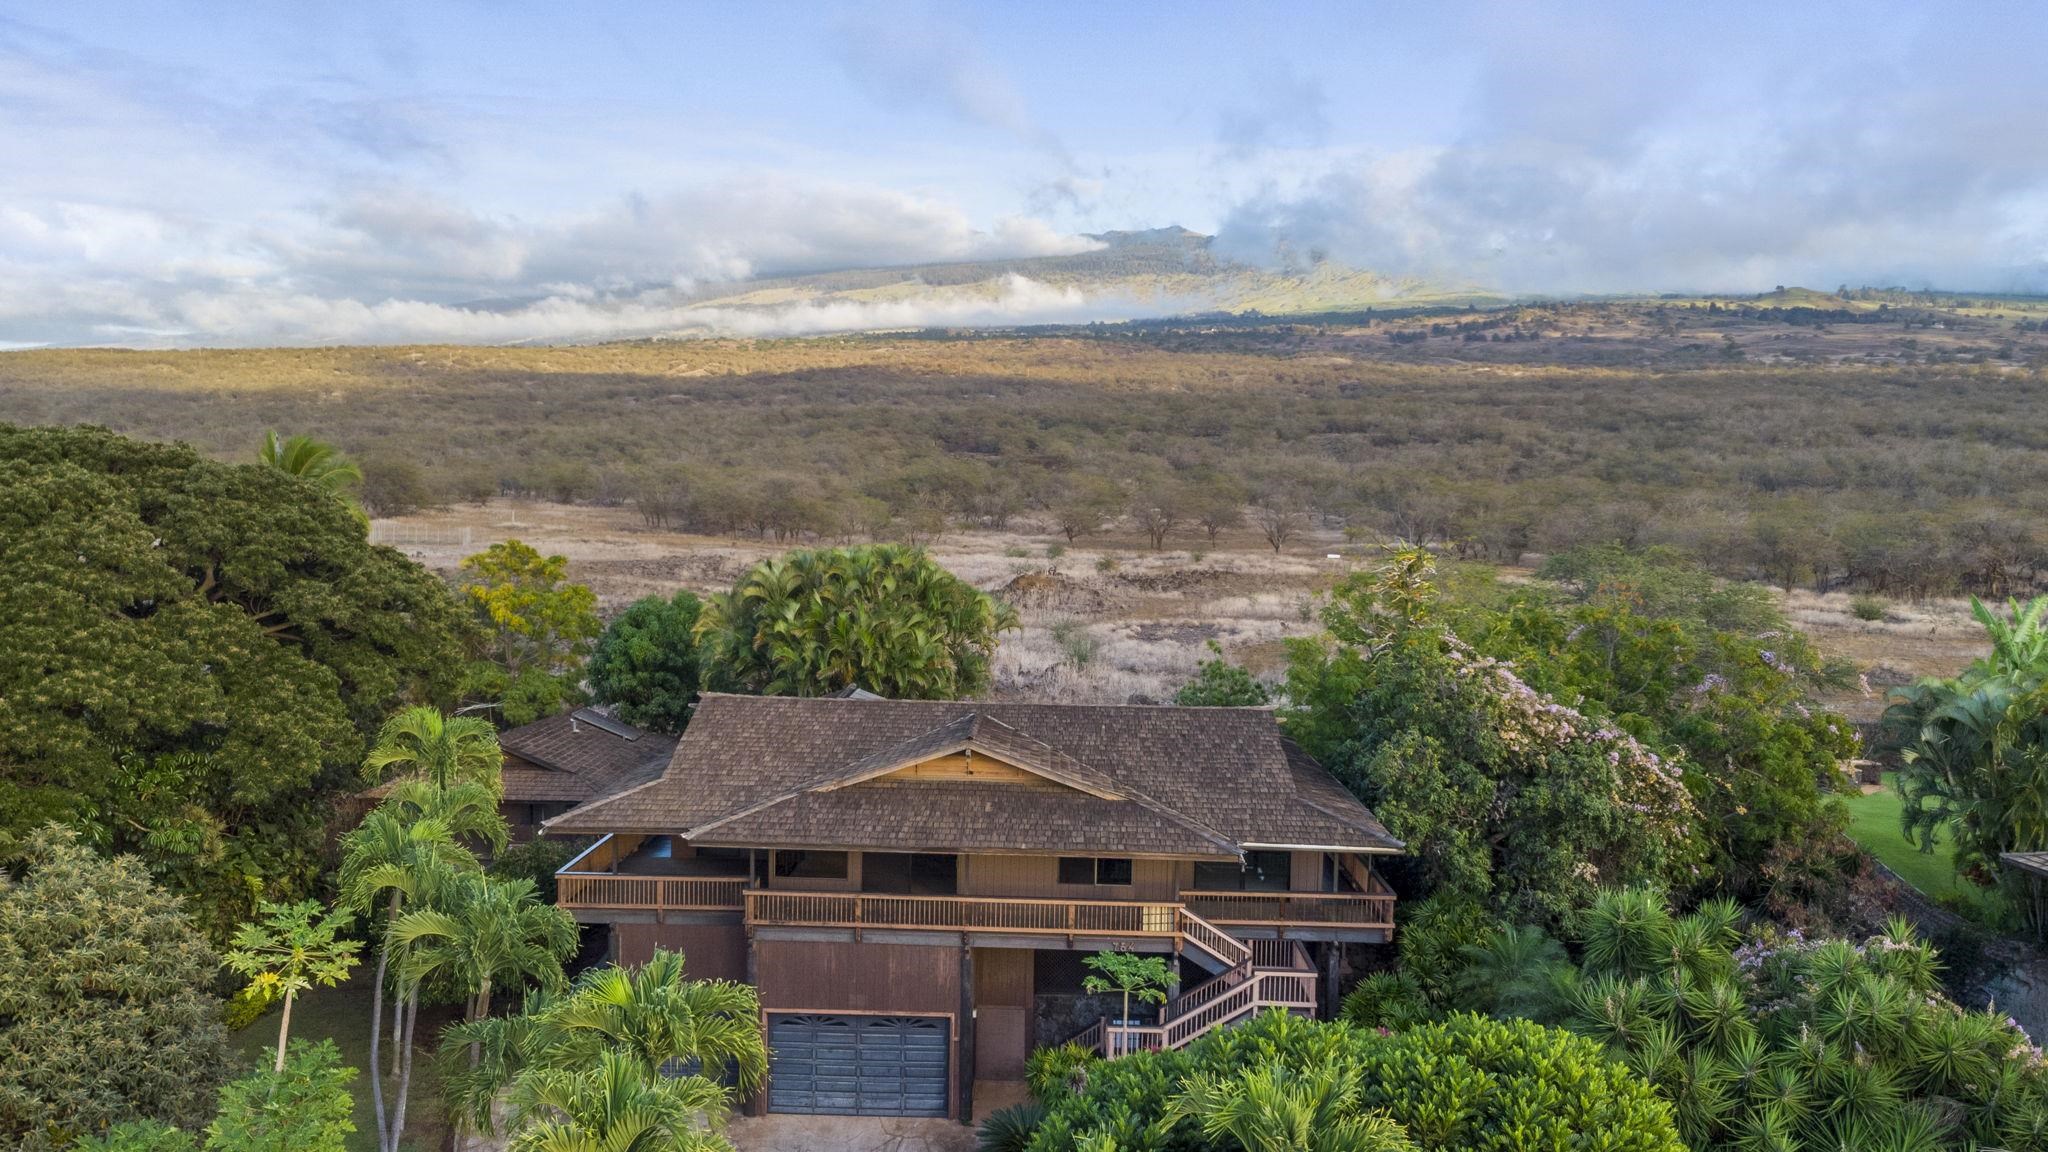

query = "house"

[
  {"left": 544, "top": 693, "right": 1401, "bottom": 1121},
  {"left": 361, "top": 707, "right": 677, "bottom": 844}
]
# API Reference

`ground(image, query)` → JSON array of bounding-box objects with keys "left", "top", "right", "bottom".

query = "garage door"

[{"left": 767, "top": 1014, "right": 949, "bottom": 1117}]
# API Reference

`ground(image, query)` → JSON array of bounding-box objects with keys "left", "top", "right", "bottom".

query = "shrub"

[
  {"left": 1044, "top": 543, "right": 1067, "bottom": 560},
  {"left": 976, "top": 1103, "right": 1046, "bottom": 1152},
  {"left": 1005, "top": 545, "right": 1032, "bottom": 558},
  {"left": 1095, "top": 554, "right": 1119, "bottom": 573},
  {"left": 69, "top": 1121, "right": 198, "bottom": 1152},
  {"left": 1173, "top": 641, "right": 1270, "bottom": 707},
  {"left": 586, "top": 589, "right": 704, "bottom": 733},
  {"left": 1338, "top": 972, "right": 1436, "bottom": 1031},
  {"left": 1020, "top": 1011, "right": 1685, "bottom": 1152},
  {"left": 1051, "top": 618, "right": 1099, "bottom": 670},
  {"left": 488, "top": 837, "right": 579, "bottom": 905},
  {"left": 206, "top": 1040, "right": 356, "bottom": 1152},
  {"left": 1850, "top": 593, "right": 1890, "bottom": 621},
  {"left": 0, "top": 826, "right": 230, "bottom": 1150},
  {"left": 1024, "top": 1042, "right": 1097, "bottom": 1102}
]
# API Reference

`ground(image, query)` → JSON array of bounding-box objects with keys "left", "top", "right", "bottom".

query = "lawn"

[
  {"left": 228, "top": 971, "right": 452, "bottom": 1152},
  {"left": 1840, "top": 773, "right": 1967, "bottom": 900}
]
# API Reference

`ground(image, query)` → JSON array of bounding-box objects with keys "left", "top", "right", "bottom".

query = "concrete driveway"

[{"left": 728, "top": 1114, "right": 976, "bottom": 1152}]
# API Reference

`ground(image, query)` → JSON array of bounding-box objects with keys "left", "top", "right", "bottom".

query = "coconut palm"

[
  {"left": 507, "top": 1049, "right": 732, "bottom": 1152},
  {"left": 1169, "top": 1063, "right": 1415, "bottom": 1152},
  {"left": 339, "top": 807, "right": 477, "bottom": 1152},
  {"left": 365, "top": 705, "right": 506, "bottom": 797},
  {"left": 259, "top": 429, "right": 363, "bottom": 493}
]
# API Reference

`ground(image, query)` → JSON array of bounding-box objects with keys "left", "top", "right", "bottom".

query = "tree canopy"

[
  {"left": 696, "top": 543, "right": 1018, "bottom": 699},
  {"left": 0, "top": 826, "right": 230, "bottom": 1150},
  {"left": 587, "top": 590, "right": 705, "bottom": 733},
  {"left": 0, "top": 424, "right": 472, "bottom": 939},
  {"left": 458, "top": 539, "right": 601, "bottom": 726}
]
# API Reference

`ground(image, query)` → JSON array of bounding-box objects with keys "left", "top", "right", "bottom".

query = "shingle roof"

[{"left": 545, "top": 695, "right": 1401, "bottom": 857}]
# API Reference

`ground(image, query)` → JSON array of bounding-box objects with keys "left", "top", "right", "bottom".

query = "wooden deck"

[{"left": 554, "top": 872, "right": 1393, "bottom": 934}]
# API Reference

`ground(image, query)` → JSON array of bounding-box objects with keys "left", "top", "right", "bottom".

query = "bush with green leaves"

[
  {"left": 0, "top": 826, "right": 230, "bottom": 1150},
  {"left": 1017, "top": 1010, "right": 1685, "bottom": 1152},
  {"left": 587, "top": 589, "right": 705, "bottom": 733},
  {"left": 1469, "top": 887, "right": 2048, "bottom": 1151},
  {"left": 458, "top": 539, "right": 602, "bottom": 726},
  {"left": 205, "top": 1041, "right": 357, "bottom": 1152},
  {"left": 1284, "top": 548, "right": 1701, "bottom": 925},
  {"left": 1172, "top": 641, "right": 1271, "bottom": 707},
  {"left": 697, "top": 544, "right": 1018, "bottom": 698}
]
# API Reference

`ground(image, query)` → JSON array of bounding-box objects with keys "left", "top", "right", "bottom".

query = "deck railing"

[
  {"left": 741, "top": 891, "right": 1182, "bottom": 938},
  {"left": 555, "top": 873, "right": 748, "bottom": 911},
  {"left": 1181, "top": 890, "right": 1395, "bottom": 929}
]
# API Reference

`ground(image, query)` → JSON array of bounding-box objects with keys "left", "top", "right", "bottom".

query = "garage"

[{"left": 766, "top": 1014, "right": 950, "bottom": 1117}]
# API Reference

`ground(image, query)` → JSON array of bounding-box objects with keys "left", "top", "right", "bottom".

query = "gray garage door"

[{"left": 767, "top": 1014, "right": 949, "bottom": 1117}]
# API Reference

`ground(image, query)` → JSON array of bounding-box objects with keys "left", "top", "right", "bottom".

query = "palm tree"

[
  {"left": 394, "top": 872, "right": 579, "bottom": 1046},
  {"left": 1169, "top": 1063, "right": 1415, "bottom": 1152},
  {"left": 260, "top": 429, "right": 363, "bottom": 493},
  {"left": 339, "top": 807, "right": 476, "bottom": 1152},
  {"left": 508, "top": 1049, "right": 731, "bottom": 1152},
  {"left": 440, "top": 948, "right": 767, "bottom": 1141},
  {"left": 365, "top": 706, "right": 506, "bottom": 797}
]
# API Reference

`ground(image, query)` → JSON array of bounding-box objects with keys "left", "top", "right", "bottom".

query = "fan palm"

[
  {"left": 1456, "top": 924, "right": 1568, "bottom": 1020},
  {"left": 1169, "top": 1062, "right": 1416, "bottom": 1152}
]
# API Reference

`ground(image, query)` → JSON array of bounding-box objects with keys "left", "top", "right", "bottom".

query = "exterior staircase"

[{"left": 1069, "top": 908, "right": 1320, "bottom": 1055}]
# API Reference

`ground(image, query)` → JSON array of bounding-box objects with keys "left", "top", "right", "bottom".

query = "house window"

[
  {"left": 774, "top": 850, "right": 848, "bottom": 880},
  {"left": 1193, "top": 850, "right": 1291, "bottom": 892},
  {"left": 860, "top": 852, "right": 958, "bottom": 895},
  {"left": 1059, "top": 857, "right": 1134, "bottom": 886}
]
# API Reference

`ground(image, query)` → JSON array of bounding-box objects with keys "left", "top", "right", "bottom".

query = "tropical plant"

[
  {"left": 977, "top": 1103, "right": 1048, "bottom": 1152},
  {"left": 1018, "top": 1010, "right": 1686, "bottom": 1152},
  {"left": 0, "top": 425, "right": 471, "bottom": 940},
  {"left": 505, "top": 1049, "right": 732, "bottom": 1152},
  {"left": 0, "top": 826, "right": 232, "bottom": 1151},
  {"left": 458, "top": 539, "right": 602, "bottom": 725},
  {"left": 1889, "top": 595, "right": 2048, "bottom": 896},
  {"left": 362, "top": 705, "right": 506, "bottom": 798},
  {"left": 1482, "top": 887, "right": 2048, "bottom": 1152},
  {"left": 696, "top": 543, "right": 1018, "bottom": 699},
  {"left": 257, "top": 430, "right": 362, "bottom": 495},
  {"left": 70, "top": 1120, "right": 199, "bottom": 1152},
  {"left": 438, "top": 948, "right": 766, "bottom": 1142},
  {"left": 337, "top": 801, "right": 483, "bottom": 1152},
  {"left": 1082, "top": 952, "right": 1174, "bottom": 1055},
  {"left": 205, "top": 1040, "right": 357, "bottom": 1152},
  {"left": 587, "top": 590, "right": 705, "bottom": 733},
  {"left": 221, "top": 901, "right": 361, "bottom": 1073},
  {"left": 392, "top": 871, "right": 578, "bottom": 1051},
  {"left": 1169, "top": 1063, "right": 1415, "bottom": 1152}
]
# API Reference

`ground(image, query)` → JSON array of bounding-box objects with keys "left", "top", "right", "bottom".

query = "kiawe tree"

[
  {"left": 458, "top": 539, "right": 602, "bottom": 726},
  {"left": 696, "top": 543, "right": 1018, "bottom": 699},
  {"left": 587, "top": 589, "right": 705, "bottom": 733},
  {"left": 0, "top": 424, "right": 471, "bottom": 940}
]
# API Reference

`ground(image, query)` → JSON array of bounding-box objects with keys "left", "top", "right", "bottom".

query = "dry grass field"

[{"left": 384, "top": 499, "right": 1989, "bottom": 710}]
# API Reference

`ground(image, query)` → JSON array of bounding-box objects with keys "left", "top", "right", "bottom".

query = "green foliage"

[
  {"left": 489, "top": 837, "right": 578, "bottom": 904},
  {"left": 979, "top": 1104, "right": 1047, "bottom": 1152},
  {"left": 70, "top": 1121, "right": 199, "bottom": 1152},
  {"left": 696, "top": 543, "right": 1018, "bottom": 699},
  {"left": 587, "top": 590, "right": 705, "bottom": 733},
  {"left": 1173, "top": 641, "right": 1271, "bottom": 707},
  {"left": 435, "top": 950, "right": 762, "bottom": 1147},
  {"left": 222, "top": 900, "right": 361, "bottom": 1072},
  {"left": 206, "top": 1040, "right": 356, "bottom": 1152},
  {"left": 1020, "top": 1010, "right": 1686, "bottom": 1152},
  {"left": 1338, "top": 972, "right": 1436, "bottom": 1031},
  {"left": 1083, "top": 952, "right": 1174, "bottom": 1018},
  {"left": 391, "top": 872, "right": 579, "bottom": 1026},
  {"left": 1888, "top": 595, "right": 2048, "bottom": 895},
  {"left": 1284, "top": 548, "right": 1700, "bottom": 924},
  {"left": 257, "top": 431, "right": 361, "bottom": 496},
  {"left": 1025, "top": 1042, "right": 1098, "bottom": 1102},
  {"left": 1483, "top": 887, "right": 2048, "bottom": 1152},
  {"left": 0, "top": 425, "right": 471, "bottom": 939},
  {"left": 0, "top": 826, "right": 230, "bottom": 1151},
  {"left": 458, "top": 539, "right": 601, "bottom": 726},
  {"left": 1851, "top": 594, "right": 1891, "bottom": 622},
  {"left": 362, "top": 706, "right": 505, "bottom": 800},
  {"left": 1453, "top": 546, "right": 1861, "bottom": 901},
  {"left": 505, "top": 1049, "right": 731, "bottom": 1152}
]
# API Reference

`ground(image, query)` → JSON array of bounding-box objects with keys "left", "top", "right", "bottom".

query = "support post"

[
  {"left": 1322, "top": 942, "right": 1340, "bottom": 1020},
  {"left": 958, "top": 942, "right": 976, "bottom": 1125}
]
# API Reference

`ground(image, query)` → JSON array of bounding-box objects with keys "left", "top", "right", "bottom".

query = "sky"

[{"left": 3, "top": 0, "right": 2045, "bottom": 346}]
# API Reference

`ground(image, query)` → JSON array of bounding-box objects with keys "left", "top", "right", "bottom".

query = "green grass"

[
  {"left": 1840, "top": 774, "right": 1967, "bottom": 900},
  {"left": 227, "top": 971, "right": 451, "bottom": 1152}
]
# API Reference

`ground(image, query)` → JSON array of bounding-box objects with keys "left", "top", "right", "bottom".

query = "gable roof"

[
  {"left": 496, "top": 708, "right": 677, "bottom": 805},
  {"left": 544, "top": 694, "right": 1400, "bottom": 857}
]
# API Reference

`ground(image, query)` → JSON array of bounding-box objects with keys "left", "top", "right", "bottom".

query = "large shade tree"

[
  {"left": 696, "top": 543, "right": 1017, "bottom": 698},
  {"left": 587, "top": 590, "right": 705, "bottom": 733},
  {"left": 0, "top": 826, "right": 231, "bottom": 1150},
  {"left": 458, "top": 540, "right": 602, "bottom": 726},
  {"left": 0, "top": 425, "right": 471, "bottom": 938}
]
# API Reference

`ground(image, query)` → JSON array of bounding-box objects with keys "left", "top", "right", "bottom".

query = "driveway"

[{"left": 728, "top": 1115, "right": 976, "bottom": 1152}]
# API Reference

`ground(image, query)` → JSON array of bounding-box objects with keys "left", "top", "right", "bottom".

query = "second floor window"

[
  {"left": 774, "top": 849, "right": 849, "bottom": 880},
  {"left": 1059, "top": 856, "right": 1134, "bottom": 886}
]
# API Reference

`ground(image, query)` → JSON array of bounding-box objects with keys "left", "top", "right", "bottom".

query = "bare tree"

[
  {"left": 1130, "top": 492, "right": 1183, "bottom": 550},
  {"left": 1252, "top": 497, "right": 1308, "bottom": 554}
]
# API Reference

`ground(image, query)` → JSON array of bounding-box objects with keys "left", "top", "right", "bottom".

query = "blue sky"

[{"left": 3, "top": 1, "right": 2044, "bottom": 345}]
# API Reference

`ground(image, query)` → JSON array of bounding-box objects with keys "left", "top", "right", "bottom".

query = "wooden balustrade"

[
  {"left": 741, "top": 890, "right": 1183, "bottom": 937},
  {"left": 555, "top": 873, "right": 748, "bottom": 911},
  {"left": 1181, "top": 890, "right": 1395, "bottom": 928}
]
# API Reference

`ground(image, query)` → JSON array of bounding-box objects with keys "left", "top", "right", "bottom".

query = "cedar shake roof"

[{"left": 544, "top": 694, "right": 1400, "bottom": 857}]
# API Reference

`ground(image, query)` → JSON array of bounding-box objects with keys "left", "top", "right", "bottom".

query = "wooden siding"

[
  {"left": 613, "top": 922, "right": 747, "bottom": 980},
  {"left": 958, "top": 853, "right": 1176, "bottom": 900},
  {"left": 973, "top": 948, "right": 1033, "bottom": 1080},
  {"left": 756, "top": 939, "right": 961, "bottom": 1016},
  {"left": 876, "top": 753, "right": 1058, "bottom": 787}
]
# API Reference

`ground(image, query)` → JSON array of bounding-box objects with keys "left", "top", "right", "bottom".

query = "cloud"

[
  {"left": 1215, "top": 65, "right": 1330, "bottom": 160},
  {"left": 1216, "top": 9, "right": 2048, "bottom": 293},
  {"left": 830, "top": 2, "right": 1068, "bottom": 163}
]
